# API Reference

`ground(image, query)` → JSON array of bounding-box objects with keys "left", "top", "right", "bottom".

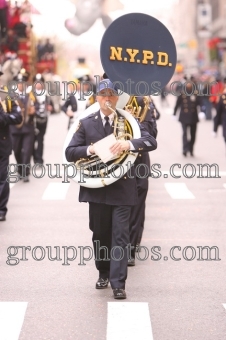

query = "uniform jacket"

[
  {"left": 0, "top": 99, "right": 22, "bottom": 156},
  {"left": 134, "top": 103, "right": 158, "bottom": 175},
  {"left": 173, "top": 93, "right": 201, "bottom": 124},
  {"left": 33, "top": 92, "right": 54, "bottom": 124},
  {"left": 10, "top": 92, "right": 36, "bottom": 134},
  {"left": 65, "top": 110, "right": 157, "bottom": 206}
]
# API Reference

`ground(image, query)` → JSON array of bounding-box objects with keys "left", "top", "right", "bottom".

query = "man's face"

[
  {"left": 96, "top": 89, "right": 118, "bottom": 112},
  {"left": 35, "top": 83, "right": 42, "bottom": 91}
]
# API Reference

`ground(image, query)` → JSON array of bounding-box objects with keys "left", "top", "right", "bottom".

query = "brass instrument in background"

[{"left": 124, "top": 96, "right": 152, "bottom": 122}]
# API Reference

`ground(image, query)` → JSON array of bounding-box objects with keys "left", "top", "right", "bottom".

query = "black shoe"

[
  {"left": 95, "top": 278, "right": 109, "bottom": 289},
  {"left": 183, "top": 151, "right": 187, "bottom": 156},
  {"left": 127, "top": 258, "right": 135, "bottom": 266},
  {"left": 0, "top": 215, "right": 6, "bottom": 222},
  {"left": 190, "top": 151, "right": 194, "bottom": 157},
  {"left": 113, "top": 288, "right": 126, "bottom": 299},
  {"left": 23, "top": 177, "right": 30, "bottom": 183}
]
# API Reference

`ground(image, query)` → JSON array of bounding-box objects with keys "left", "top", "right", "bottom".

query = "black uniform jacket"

[
  {"left": 0, "top": 100, "right": 22, "bottom": 156},
  {"left": 10, "top": 92, "right": 35, "bottom": 134},
  {"left": 133, "top": 106, "right": 158, "bottom": 174},
  {"left": 173, "top": 93, "right": 201, "bottom": 124},
  {"left": 65, "top": 110, "right": 157, "bottom": 206}
]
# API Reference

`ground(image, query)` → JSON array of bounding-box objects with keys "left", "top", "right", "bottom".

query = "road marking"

[
  {"left": 42, "top": 183, "right": 71, "bottom": 200},
  {"left": 107, "top": 302, "right": 153, "bottom": 340},
  {"left": 223, "top": 304, "right": 226, "bottom": 310},
  {"left": 9, "top": 183, "right": 16, "bottom": 189},
  {"left": 0, "top": 302, "right": 27, "bottom": 340},
  {"left": 164, "top": 183, "right": 195, "bottom": 199},
  {"left": 223, "top": 184, "right": 226, "bottom": 189}
]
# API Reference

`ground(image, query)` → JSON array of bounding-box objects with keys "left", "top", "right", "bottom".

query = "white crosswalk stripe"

[
  {"left": 0, "top": 302, "right": 28, "bottom": 340},
  {"left": 164, "top": 183, "right": 195, "bottom": 199},
  {"left": 42, "top": 183, "right": 71, "bottom": 200},
  {"left": 107, "top": 302, "right": 153, "bottom": 340}
]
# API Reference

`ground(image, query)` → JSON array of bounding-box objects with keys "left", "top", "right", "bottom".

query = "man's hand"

[
  {"left": 89, "top": 145, "right": 95, "bottom": 154},
  {"left": 66, "top": 109, "right": 74, "bottom": 118},
  {"left": 110, "top": 140, "right": 130, "bottom": 155}
]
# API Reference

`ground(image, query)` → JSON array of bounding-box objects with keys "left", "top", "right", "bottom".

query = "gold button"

[
  {"left": 3, "top": 137, "right": 6, "bottom": 140},
  {"left": 124, "top": 176, "right": 127, "bottom": 179},
  {"left": 91, "top": 143, "right": 93, "bottom": 145},
  {"left": 184, "top": 109, "right": 188, "bottom": 113},
  {"left": 139, "top": 154, "right": 142, "bottom": 157}
]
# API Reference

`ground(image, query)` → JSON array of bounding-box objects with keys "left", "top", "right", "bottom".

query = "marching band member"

[
  {"left": 32, "top": 74, "right": 54, "bottom": 165},
  {"left": 62, "top": 75, "right": 94, "bottom": 130},
  {"left": 65, "top": 79, "right": 157, "bottom": 299},
  {"left": 0, "top": 66, "right": 22, "bottom": 221},
  {"left": 10, "top": 71, "right": 36, "bottom": 182},
  {"left": 125, "top": 96, "right": 159, "bottom": 266}
]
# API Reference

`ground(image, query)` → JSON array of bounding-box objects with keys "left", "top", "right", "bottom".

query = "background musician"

[{"left": 0, "top": 66, "right": 22, "bottom": 221}]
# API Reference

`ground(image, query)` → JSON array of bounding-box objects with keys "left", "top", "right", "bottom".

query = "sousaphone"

[{"left": 63, "top": 13, "right": 177, "bottom": 188}]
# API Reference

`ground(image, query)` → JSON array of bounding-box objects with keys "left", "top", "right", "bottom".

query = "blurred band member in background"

[
  {"left": 0, "top": 67, "right": 22, "bottom": 221},
  {"left": 32, "top": 74, "right": 54, "bottom": 165},
  {"left": 125, "top": 96, "right": 159, "bottom": 266},
  {"left": 10, "top": 72, "right": 36, "bottom": 182},
  {"left": 173, "top": 82, "right": 201, "bottom": 157}
]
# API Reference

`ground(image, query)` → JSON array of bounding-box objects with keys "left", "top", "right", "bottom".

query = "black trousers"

[
  {"left": 33, "top": 120, "right": 48, "bottom": 164},
  {"left": 0, "top": 155, "right": 9, "bottom": 216},
  {"left": 181, "top": 123, "right": 197, "bottom": 153},
  {"left": 11, "top": 131, "right": 35, "bottom": 177},
  {"left": 129, "top": 177, "right": 149, "bottom": 256},
  {"left": 89, "top": 203, "right": 131, "bottom": 289}
]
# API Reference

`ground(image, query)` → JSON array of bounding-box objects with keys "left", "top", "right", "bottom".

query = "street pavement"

[{"left": 0, "top": 95, "right": 226, "bottom": 340}]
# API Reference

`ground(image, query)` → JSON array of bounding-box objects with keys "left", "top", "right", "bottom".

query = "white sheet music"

[{"left": 93, "top": 133, "right": 117, "bottom": 163}]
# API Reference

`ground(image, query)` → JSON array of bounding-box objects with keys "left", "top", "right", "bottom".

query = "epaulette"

[
  {"left": 75, "top": 122, "right": 81, "bottom": 132},
  {"left": 80, "top": 112, "right": 97, "bottom": 122}
]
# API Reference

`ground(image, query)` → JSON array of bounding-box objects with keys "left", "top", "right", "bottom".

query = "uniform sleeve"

[
  {"left": 130, "top": 124, "right": 157, "bottom": 152},
  {"left": 0, "top": 100, "right": 23, "bottom": 127},
  {"left": 173, "top": 95, "right": 182, "bottom": 115},
  {"left": 61, "top": 95, "right": 77, "bottom": 113},
  {"left": 141, "top": 107, "right": 158, "bottom": 138}
]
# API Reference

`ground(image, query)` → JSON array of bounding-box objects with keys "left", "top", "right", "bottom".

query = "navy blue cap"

[{"left": 96, "top": 79, "right": 118, "bottom": 94}]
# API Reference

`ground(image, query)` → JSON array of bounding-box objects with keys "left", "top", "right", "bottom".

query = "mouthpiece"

[{"left": 105, "top": 101, "right": 111, "bottom": 108}]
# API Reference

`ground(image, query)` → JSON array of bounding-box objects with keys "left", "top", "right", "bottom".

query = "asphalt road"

[{"left": 0, "top": 95, "right": 226, "bottom": 340}]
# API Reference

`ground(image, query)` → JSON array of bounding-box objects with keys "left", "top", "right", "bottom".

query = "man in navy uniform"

[
  {"left": 32, "top": 74, "right": 54, "bottom": 165},
  {"left": 10, "top": 72, "right": 36, "bottom": 182},
  {"left": 127, "top": 96, "right": 158, "bottom": 266},
  {"left": 65, "top": 79, "right": 157, "bottom": 299},
  {"left": 0, "top": 67, "right": 22, "bottom": 221},
  {"left": 173, "top": 82, "right": 201, "bottom": 157}
]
